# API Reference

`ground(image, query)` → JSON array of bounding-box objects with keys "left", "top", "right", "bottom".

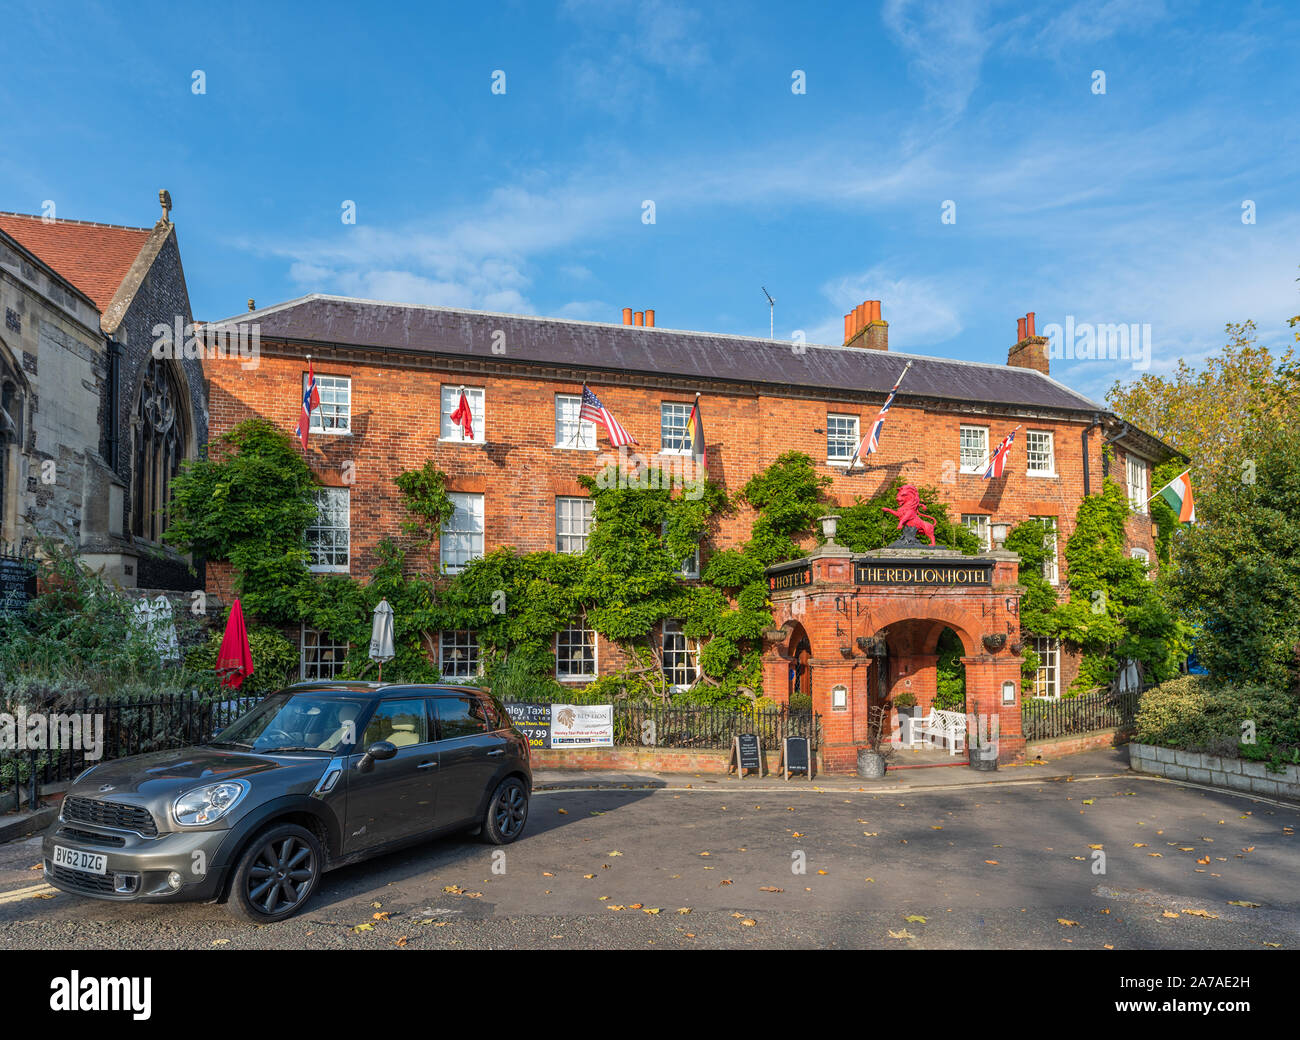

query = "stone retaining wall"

[{"left": 1129, "top": 743, "right": 1300, "bottom": 801}]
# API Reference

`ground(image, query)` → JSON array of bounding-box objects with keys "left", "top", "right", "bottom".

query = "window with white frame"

[
  {"left": 1126, "top": 455, "right": 1148, "bottom": 513},
  {"left": 556, "top": 619, "right": 597, "bottom": 680},
  {"left": 440, "top": 492, "right": 484, "bottom": 573},
  {"left": 308, "top": 374, "right": 351, "bottom": 434},
  {"left": 960, "top": 425, "right": 989, "bottom": 473},
  {"left": 301, "top": 626, "right": 348, "bottom": 680},
  {"left": 555, "top": 394, "right": 596, "bottom": 450},
  {"left": 439, "top": 630, "right": 481, "bottom": 680},
  {"left": 307, "top": 487, "right": 350, "bottom": 572},
  {"left": 661, "top": 521, "right": 700, "bottom": 578},
  {"left": 440, "top": 385, "right": 485, "bottom": 444},
  {"left": 961, "top": 514, "right": 991, "bottom": 551},
  {"left": 1026, "top": 430, "right": 1055, "bottom": 475},
  {"left": 1032, "top": 636, "right": 1059, "bottom": 698},
  {"left": 660, "top": 402, "right": 692, "bottom": 454},
  {"left": 1032, "top": 516, "right": 1060, "bottom": 584},
  {"left": 556, "top": 497, "right": 594, "bottom": 554},
  {"left": 662, "top": 620, "right": 699, "bottom": 690},
  {"left": 826, "top": 414, "right": 860, "bottom": 464},
  {"left": 1130, "top": 546, "right": 1152, "bottom": 578}
]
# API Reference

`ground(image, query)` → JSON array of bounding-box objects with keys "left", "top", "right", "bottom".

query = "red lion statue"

[{"left": 882, "top": 485, "right": 937, "bottom": 546}]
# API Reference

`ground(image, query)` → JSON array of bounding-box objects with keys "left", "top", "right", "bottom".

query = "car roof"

[{"left": 282, "top": 681, "right": 489, "bottom": 698}]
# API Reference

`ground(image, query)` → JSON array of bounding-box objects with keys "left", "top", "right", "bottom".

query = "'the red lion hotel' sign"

[{"left": 854, "top": 561, "right": 992, "bottom": 586}]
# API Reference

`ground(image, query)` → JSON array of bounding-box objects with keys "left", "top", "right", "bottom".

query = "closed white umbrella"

[{"left": 368, "top": 598, "right": 395, "bottom": 680}]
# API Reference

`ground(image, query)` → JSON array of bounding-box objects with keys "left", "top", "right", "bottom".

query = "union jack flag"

[
  {"left": 848, "top": 361, "right": 912, "bottom": 469},
  {"left": 579, "top": 384, "right": 638, "bottom": 447},
  {"left": 982, "top": 426, "right": 1020, "bottom": 479},
  {"left": 295, "top": 360, "right": 321, "bottom": 450}
]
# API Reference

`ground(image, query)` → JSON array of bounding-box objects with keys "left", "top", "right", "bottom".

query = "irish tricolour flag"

[{"left": 1153, "top": 469, "right": 1196, "bottom": 523}]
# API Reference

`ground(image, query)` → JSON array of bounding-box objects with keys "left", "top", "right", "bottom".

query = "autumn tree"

[{"left": 1106, "top": 320, "right": 1300, "bottom": 506}]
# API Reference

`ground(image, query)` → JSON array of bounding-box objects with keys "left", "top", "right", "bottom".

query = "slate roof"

[
  {"left": 216, "top": 293, "right": 1111, "bottom": 415},
  {"left": 0, "top": 212, "right": 154, "bottom": 313}
]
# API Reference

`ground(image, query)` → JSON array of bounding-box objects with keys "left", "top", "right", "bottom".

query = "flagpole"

[
  {"left": 568, "top": 384, "right": 587, "bottom": 448},
  {"left": 848, "top": 360, "right": 913, "bottom": 471}
]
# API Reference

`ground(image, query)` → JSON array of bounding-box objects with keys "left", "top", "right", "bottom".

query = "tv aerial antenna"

[{"left": 761, "top": 286, "right": 775, "bottom": 340}]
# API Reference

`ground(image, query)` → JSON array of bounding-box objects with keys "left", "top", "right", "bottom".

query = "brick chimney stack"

[
  {"left": 1008, "top": 310, "right": 1049, "bottom": 375},
  {"left": 843, "top": 299, "right": 888, "bottom": 351}
]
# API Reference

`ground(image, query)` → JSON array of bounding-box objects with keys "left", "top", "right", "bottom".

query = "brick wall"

[{"left": 203, "top": 341, "right": 1159, "bottom": 691}]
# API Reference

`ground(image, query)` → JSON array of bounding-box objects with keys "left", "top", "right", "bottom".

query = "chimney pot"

[
  {"left": 634, "top": 311, "right": 644, "bottom": 326},
  {"left": 645, "top": 309, "right": 655, "bottom": 327},
  {"left": 622, "top": 307, "right": 633, "bottom": 325},
  {"left": 1017, "top": 316, "right": 1026, "bottom": 341},
  {"left": 1026, "top": 311, "right": 1036, "bottom": 338}
]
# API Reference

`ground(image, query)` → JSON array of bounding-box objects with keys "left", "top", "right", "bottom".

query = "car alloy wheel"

[
  {"left": 247, "top": 834, "right": 317, "bottom": 916},
  {"left": 495, "top": 783, "right": 527, "bottom": 839}
]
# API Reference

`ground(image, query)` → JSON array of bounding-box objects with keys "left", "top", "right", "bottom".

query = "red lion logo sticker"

[{"left": 882, "top": 485, "right": 937, "bottom": 546}]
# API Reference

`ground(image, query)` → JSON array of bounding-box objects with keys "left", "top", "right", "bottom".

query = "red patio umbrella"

[{"left": 215, "top": 597, "right": 254, "bottom": 689}]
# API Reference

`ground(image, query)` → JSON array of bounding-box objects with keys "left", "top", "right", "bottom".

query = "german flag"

[{"left": 683, "top": 394, "right": 707, "bottom": 470}]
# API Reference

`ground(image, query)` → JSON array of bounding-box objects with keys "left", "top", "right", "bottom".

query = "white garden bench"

[{"left": 914, "top": 708, "right": 967, "bottom": 755}]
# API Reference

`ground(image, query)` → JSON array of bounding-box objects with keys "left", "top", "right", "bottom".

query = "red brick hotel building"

[{"left": 202, "top": 296, "right": 1175, "bottom": 767}]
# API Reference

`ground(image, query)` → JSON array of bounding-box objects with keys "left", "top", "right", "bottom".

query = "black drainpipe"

[{"left": 1082, "top": 413, "right": 1103, "bottom": 495}]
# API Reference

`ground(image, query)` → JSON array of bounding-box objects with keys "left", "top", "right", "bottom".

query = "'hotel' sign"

[{"left": 854, "top": 560, "right": 992, "bottom": 587}]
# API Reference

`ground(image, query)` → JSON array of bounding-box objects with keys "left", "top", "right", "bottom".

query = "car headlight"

[
  {"left": 172, "top": 781, "right": 249, "bottom": 827},
  {"left": 73, "top": 765, "right": 98, "bottom": 784}
]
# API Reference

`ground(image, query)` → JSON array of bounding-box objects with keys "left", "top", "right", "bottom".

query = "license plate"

[{"left": 53, "top": 845, "right": 107, "bottom": 876}]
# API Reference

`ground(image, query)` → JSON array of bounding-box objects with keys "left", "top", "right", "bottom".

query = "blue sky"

[{"left": 2, "top": 0, "right": 1297, "bottom": 401}]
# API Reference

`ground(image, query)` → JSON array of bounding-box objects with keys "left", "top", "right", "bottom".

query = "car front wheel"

[
  {"left": 482, "top": 777, "right": 529, "bottom": 845},
  {"left": 228, "top": 823, "right": 322, "bottom": 923}
]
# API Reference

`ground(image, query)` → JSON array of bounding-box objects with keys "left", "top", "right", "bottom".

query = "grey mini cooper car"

[{"left": 42, "top": 682, "right": 532, "bottom": 923}]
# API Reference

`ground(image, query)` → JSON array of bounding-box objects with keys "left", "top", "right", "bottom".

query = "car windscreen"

[{"left": 213, "top": 693, "right": 370, "bottom": 754}]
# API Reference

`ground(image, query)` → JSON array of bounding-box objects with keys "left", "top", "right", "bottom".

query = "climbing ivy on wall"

[
  {"left": 165, "top": 426, "right": 982, "bottom": 708},
  {"left": 1006, "top": 480, "right": 1189, "bottom": 696}
]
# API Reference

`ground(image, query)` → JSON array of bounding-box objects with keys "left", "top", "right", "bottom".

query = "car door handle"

[
  {"left": 487, "top": 750, "right": 505, "bottom": 757},
  {"left": 417, "top": 761, "right": 438, "bottom": 769}
]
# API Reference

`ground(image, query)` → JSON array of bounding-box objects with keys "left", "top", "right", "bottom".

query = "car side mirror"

[{"left": 357, "top": 740, "right": 397, "bottom": 773}]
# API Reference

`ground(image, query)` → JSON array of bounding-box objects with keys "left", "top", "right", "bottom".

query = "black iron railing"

[
  {"left": 1021, "top": 687, "right": 1141, "bottom": 741},
  {"left": 1, "top": 692, "right": 262, "bottom": 811}
]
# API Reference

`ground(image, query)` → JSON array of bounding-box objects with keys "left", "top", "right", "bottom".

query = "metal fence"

[
  {"left": 1020, "top": 687, "right": 1142, "bottom": 741},
  {"left": 1, "top": 692, "right": 261, "bottom": 811},
  {"left": 509, "top": 701, "right": 822, "bottom": 750}
]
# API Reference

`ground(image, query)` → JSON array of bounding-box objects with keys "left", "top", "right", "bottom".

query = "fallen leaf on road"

[
  {"left": 1183, "top": 909, "right": 1218, "bottom": 918},
  {"left": 606, "top": 905, "right": 624, "bottom": 911},
  {"left": 1133, "top": 843, "right": 1147, "bottom": 847},
  {"left": 394, "top": 936, "right": 409, "bottom": 947},
  {"left": 211, "top": 939, "right": 230, "bottom": 945},
  {"left": 373, "top": 912, "right": 390, "bottom": 921},
  {"left": 543, "top": 872, "right": 554, "bottom": 877},
  {"left": 442, "top": 886, "right": 464, "bottom": 894},
  {"left": 759, "top": 886, "right": 784, "bottom": 892},
  {"left": 557, "top": 809, "right": 568, "bottom": 815},
  {"left": 1197, "top": 856, "right": 1211, "bottom": 865},
  {"left": 1262, "top": 942, "right": 1281, "bottom": 948},
  {"left": 629, "top": 903, "right": 643, "bottom": 909},
  {"left": 1228, "top": 900, "right": 1262, "bottom": 908},
  {"left": 888, "top": 929, "right": 916, "bottom": 940},
  {"left": 352, "top": 923, "right": 374, "bottom": 932},
  {"left": 905, "top": 915, "right": 927, "bottom": 923},
  {"left": 985, "top": 860, "right": 999, "bottom": 865},
  {"left": 1088, "top": 844, "right": 1104, "bottom": 850},
  {"left": 677, "top": 908, "right": 692, "bottom": 914},
  {"left": 1149, "top": 853, "right": 1163, "bottom": 857},
  {"left": 643, "top": 908, "right": 661, "bottom": 914},
  {"left": 720, "top": 879, "right": 733, "bottom": 886},
  {"left": 607, "top": 851, "right": 623, "bottom": 857},
  {"left": 741, "top": 919, "right": 756, "bottom": 927},
  {"left": 1058, "top": 919, "right": 1079, "bottom": 927},
  {"left": 1161, "top": 911, "right": 1180, "bottom": 919},
  {"left": 1082, "top": 799, "right": 1094, "bottom": 805}
]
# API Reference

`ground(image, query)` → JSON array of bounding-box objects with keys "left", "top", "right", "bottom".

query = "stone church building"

[{"left": 0, "top": 194, "right": 207, "bottom": 591}]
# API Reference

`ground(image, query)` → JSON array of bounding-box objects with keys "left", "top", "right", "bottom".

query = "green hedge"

[{"left": 1134, "top": 675, "right": 1300, "bottom": 768}]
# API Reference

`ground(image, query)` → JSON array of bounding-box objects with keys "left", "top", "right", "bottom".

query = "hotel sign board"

[
  {"left": 854, "top": 560, "right": 992, "bottom": 587},
  {"left": 767, "top": 564, "right": 812, "bottom": 592}
]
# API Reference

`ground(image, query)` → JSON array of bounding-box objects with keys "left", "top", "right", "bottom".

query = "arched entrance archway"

[
  {"left": 130, "top": 357, "right": 190, "bottom": 542},
  {"left": 785, "top": 622, "right": 813, "bottom": 708}
]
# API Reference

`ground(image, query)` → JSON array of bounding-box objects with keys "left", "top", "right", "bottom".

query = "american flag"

[
  {"left": 848, "top": 361, "right": 912, "bottom": 469},
  {"left": 982, "top": 426, "right": 1020, "bottom": 479},
  {"left": 295, "top": 360, "right": 321, "bottom": 450},
  {"left": 579, "top": 384, "right": 638, "bottom": 447}
]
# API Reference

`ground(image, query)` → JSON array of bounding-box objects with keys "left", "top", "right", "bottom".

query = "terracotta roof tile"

[{"left": 0, "top": 211, "right": 154, "bottom": 312}]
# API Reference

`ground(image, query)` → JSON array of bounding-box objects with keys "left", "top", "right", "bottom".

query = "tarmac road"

[{"left": 0, "top": 774, "right": 1296, "bottom": 950}]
